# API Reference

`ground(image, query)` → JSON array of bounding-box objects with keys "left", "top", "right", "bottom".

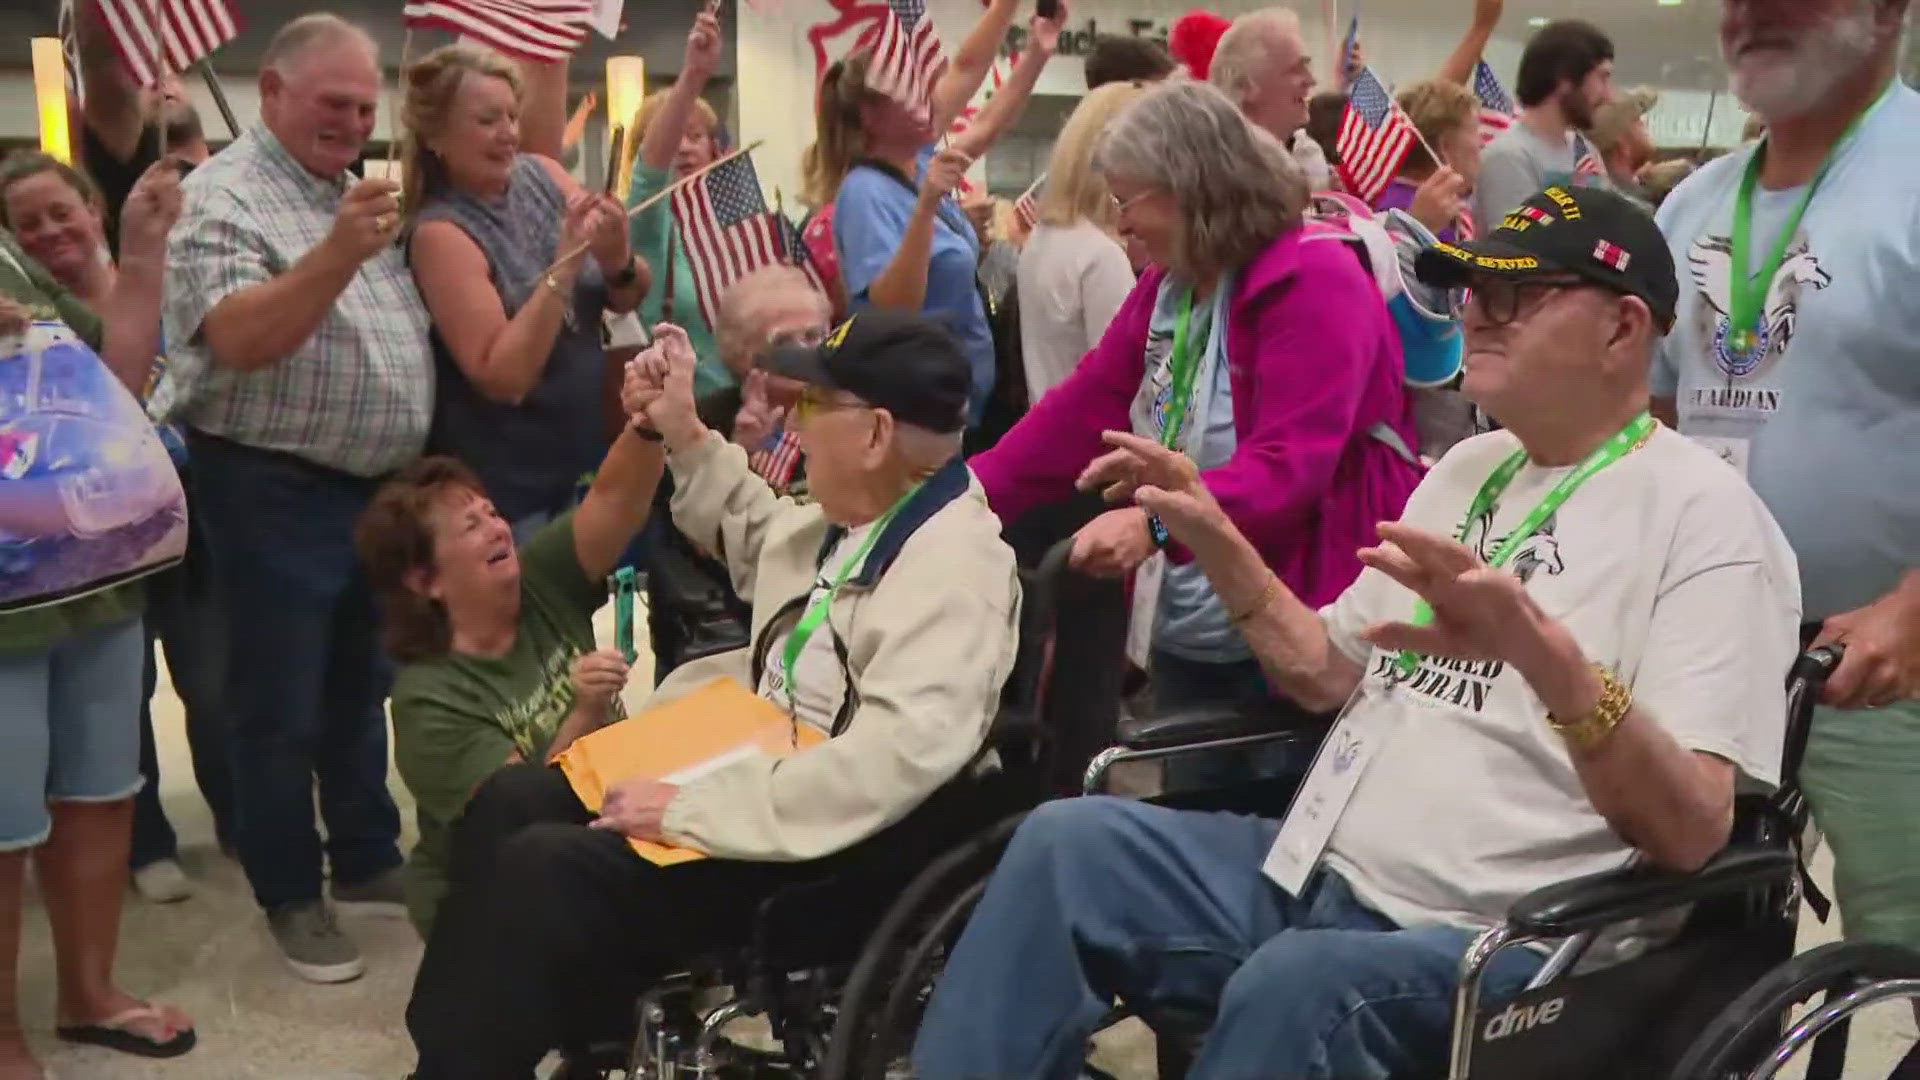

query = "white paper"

[
  {"left": 1261, "top": 685, "right": 1398, "bottom": 895},
  {"left": 1126, "top": 553, "right": 1164, "bottom": 670},
  {"left": 590, "top": 0, "right": 625, "bottom": 39}
]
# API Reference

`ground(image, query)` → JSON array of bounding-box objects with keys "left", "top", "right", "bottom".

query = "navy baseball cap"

[{"left": 762, "top": 311, "right": 971, "bottom": 434}]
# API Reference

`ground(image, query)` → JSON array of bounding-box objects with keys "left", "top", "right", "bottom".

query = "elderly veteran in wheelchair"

[
  {"left": 402, "top": 314, "right": 1020, "bottom": 1079},
  {"left": 911, "top": 187, "right": 1805, "bottom": 1079}
]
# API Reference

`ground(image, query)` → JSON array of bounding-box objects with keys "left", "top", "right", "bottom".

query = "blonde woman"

[
  {"left": 626, "top": 9, "right": 735, "bottom": 396},
  {"left": 1016, "top": 80, "right": 1147, "bottom": 399},
  {"left": 1378, "top": 79, "right": 1482, "bottom": 241},
  {"left": 402, "top": 44, "right": 648, "bottom": 542}
]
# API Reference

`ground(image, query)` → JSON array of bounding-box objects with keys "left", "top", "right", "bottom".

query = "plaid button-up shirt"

[{"left": 160, "top": 127, "right": 432, "bottom": 477}]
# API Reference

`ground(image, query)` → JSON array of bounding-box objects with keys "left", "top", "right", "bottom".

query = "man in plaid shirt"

[{"left": 159, "top": 14, "right": 431, "bottom": 984}]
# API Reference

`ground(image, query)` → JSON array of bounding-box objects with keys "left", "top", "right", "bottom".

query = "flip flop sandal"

[{"left": 55, "top": 1004, "right": 197, "bottom": 1058}]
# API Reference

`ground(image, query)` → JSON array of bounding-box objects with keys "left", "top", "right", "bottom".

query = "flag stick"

[
  {"left": 196, "top": 60, "right": 240, "bottom": 138},
  {"left": 602, "top": 123, "right": 627, "bottom": 195},
  {"left": 541, "top": 139, "right": 764, "bottom": 275},
  {"left": 146, "top": 0, "right": 164, "bottom": 161},
  {"left": 1697, "top": 87, "right": 1720, "bottom": 158},
  {"left": 385, "top": 28, "right": 414, "bottom": 186}
]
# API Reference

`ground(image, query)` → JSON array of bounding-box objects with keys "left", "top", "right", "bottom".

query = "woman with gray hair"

[{"left": 973, "top": 79, "right": 1420, "bottom": 731}]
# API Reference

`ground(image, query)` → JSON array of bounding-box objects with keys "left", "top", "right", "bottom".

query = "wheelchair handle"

[{"left": 1793, "top": 643, "right": 1844, "bottom": 686}]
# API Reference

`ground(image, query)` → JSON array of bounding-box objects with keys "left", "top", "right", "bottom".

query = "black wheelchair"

[
  {"left": 1077, "top": 643, "right": 1920, "bottom": 1080},
  {"left": 557, "top": 536, "right": 1131, "bottom": 1078}
]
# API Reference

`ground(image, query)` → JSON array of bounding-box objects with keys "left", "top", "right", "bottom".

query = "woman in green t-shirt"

[{"left": 359, "top": 389, "right": 667, "bottom": 937}]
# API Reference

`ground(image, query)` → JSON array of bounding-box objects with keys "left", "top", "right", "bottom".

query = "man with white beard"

[{"left": 1652, "top": 3, "right": 1920, "bottom": 1061}]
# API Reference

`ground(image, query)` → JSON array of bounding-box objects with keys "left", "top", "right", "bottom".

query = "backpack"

[{"left": 1300, "top": 192, "right": 1478, "bottom": 463}]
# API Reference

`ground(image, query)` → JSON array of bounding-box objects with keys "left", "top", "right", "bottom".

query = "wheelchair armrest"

[
  {"left": 1505, "top": 844, "right": 1795, "bottom": 939},
  {"left": 1118, "top": 703, "right": 1285, "bottom": 751}
]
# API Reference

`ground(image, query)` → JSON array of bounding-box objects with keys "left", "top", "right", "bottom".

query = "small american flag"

[
  {"left": 1573, "top": 134, "right": 1604, "bottom": 181},
  {"left": 1014, "top": 173, "right": 1044, "bottom": 232},
  {"left": 1593, "top": 239, "right": 1630, "bottom": 272},
  {"left": 1457, "top": 210, "right": 1477, "bottom": 241},
  {"left": 1473, "top": 61, "right": 1516, "bottom": 146},
  {"left": 95, "top": 0, "right": 241, "bottom": 88},
  {"left": 750, "top": 429, "right": 805, "bottom": 492},
  {"left": 868, "top": 0, "right": 948, "bottom": 121},
  {"left": 674, "top": 153, "right": 793, "bottom": 327},
  {"left": 1336, "top": 68, "right": 1417, "bottom": 205},
  {"left": 772, "top": 208, "right": 830, "bottom": 298},
  {"left": 58, "top": 0, "right": 84, "bottom": 104},
  {"left": 402, "top": 0, "right": 592, "bottom": 63}
]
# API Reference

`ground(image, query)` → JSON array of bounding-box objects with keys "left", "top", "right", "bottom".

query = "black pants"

[{"left": 407, "top": 763, "right": 1005, "bottom": 1079}]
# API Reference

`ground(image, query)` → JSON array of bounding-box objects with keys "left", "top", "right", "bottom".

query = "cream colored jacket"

[{"left": 651, "top": 431, "right": 1021, "bottom": 862}]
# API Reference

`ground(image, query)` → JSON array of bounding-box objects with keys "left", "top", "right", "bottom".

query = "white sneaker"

[{"left": 132, "top": 859, "right": 193, "bottom": 903}]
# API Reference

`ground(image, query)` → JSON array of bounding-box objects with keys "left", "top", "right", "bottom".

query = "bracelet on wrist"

[
  {"left": 1228, "top": 573, "right": 1281, "bottom": 626},
  {"left": 629, "top": 417, "right": 664, "bottom": 442}
]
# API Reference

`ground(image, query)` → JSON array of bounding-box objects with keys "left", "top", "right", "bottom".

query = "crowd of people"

[{"left": 0, "top": 0, "right": 1914, "bottom": 1077}]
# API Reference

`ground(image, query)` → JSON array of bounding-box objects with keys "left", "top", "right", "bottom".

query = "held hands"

[
  {"left": 1076, "top": 431, "right": 1231, "bottom": 552},
  {"left": 624, "top": 322, "right": 705, "bottom": 448},
  {"left": 919, "top": 148, "right": 972, "bottom": 210},
  {"left": 1812, "top": 578, "right": 1920, "bottom": 709},
  {"left": 590, "top": 775, "right": 681, "bottom": 841},
  {"left": 683, "top": 10, "right": 723, "bottom": 82},
  {"left": 328, "top": 178, "right": 403, "bottom": 265},
  {"left": 1409, "top": 166, "right": 1470, "bottom": 236},
  {"left": 569, "top": 648, "right": 632, "bottom": 719},
  {"left": 118, "top": 158, "right": 185, "bottom": 262}
]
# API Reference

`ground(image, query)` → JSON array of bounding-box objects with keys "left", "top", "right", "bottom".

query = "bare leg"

[
  {"left": 34, "top": 800, "right": 190, "bottom": 1042},
  {"left": 0, "top": 850, "right": 46, "bottom": 1080}
]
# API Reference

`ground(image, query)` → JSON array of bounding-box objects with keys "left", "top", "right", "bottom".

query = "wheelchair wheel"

[
  {"left": 818, "top": 812, "right": 1028, "bottom": 1080},
  {"left": 1670, "top": 941, "right": 1920, "bottom": 1080}
]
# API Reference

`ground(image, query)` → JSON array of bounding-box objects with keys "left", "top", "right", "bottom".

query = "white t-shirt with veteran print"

[{"left": 1304, "top": 426, "right": 1800, "bottom": 932}]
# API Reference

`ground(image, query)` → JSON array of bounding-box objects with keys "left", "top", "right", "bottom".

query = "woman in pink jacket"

[{"left": 972, "top": 80, "right": 1421, "bottom": 737}]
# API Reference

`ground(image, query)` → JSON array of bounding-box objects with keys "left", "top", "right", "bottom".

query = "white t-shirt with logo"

[
  {"left": 756, "top": 521, "right": 876, "bottom": 736},
  {"left": 1307, "top": 426, "right": 1801, "bottom": 932}
]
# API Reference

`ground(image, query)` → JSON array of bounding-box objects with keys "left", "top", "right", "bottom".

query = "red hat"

[{"left": 1168, "top": 10, "right": 1231, "bottom": 81}]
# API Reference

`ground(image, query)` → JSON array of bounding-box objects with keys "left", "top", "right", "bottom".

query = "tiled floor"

[{"left": 19, "top": 606, "right": 1914, "bottom": 1078}]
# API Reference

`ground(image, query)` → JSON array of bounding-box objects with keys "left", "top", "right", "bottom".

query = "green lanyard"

[
  {"left": 1725, "top": 106, "right": 1872, "bottom": 358},
  {"left": 779, "top": 486, "right": 918, "bottom": 715},
  {"left": 1160, "top": 290, "right": 1201, "bottom": 449},
  {"left": 1393, "top": 412, "right": 1654, "bottom": 677}
]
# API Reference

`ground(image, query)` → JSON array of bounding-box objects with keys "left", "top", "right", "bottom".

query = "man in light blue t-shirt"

[{"left": 1652, "top": 0, "right": 1920, "bottom": 998}]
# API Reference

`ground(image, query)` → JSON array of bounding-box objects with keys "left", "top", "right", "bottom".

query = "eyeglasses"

[
  {"left": 1108, "top": 189, "right": 1153, "bottom": 215},
  {"left": 766, "top": 325, "right": 828, "bottom": 351},
  {"left": 793, "top": 390, "right": 872, "bottom": 424},
  {"left": 1464, "top": 277, "right": 1592, "bottom": 327}
]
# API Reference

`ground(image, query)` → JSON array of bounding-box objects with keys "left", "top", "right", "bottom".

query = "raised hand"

[
  {"left": 585, "top": 192, "right": 632, "bottom": 272},
  {"left": 1027, "top": 0, "right": 1067, "bottom": 56},
  {"left": 919, "top": 147, "right": 973, "bottom": 209},
  {"left": 1076, "top": 430, "right": 1231, "bottom": 548},
  {"left": 119, "top": 157, "right": 184, "bottom": 263},
  {"left": 731, "top": 369, "right": 788, "bottom": 449},
  {"left": 628, "top": 322, "right": 705, "bottom": 448},
  {"left": 684, "top": 10, "right": 723, "bottom": 82},
  {"left": 327, "top": 178, "right": 403, "bottom": 264},
  {"left": 570, "top": 648, "right": 632, "bottom": 715},
  {"left": 1409, "top": 166, "right": 1470, "bottom": 236},
  {"left": 1356, "top": 521, "right": 1554, "bottom": 665}
]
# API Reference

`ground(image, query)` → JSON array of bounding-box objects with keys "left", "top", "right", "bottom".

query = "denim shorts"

[{"left": 0, "top": 615, "right": 146, "bottom": 849}]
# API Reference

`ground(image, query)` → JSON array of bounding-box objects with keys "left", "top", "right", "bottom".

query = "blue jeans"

[
  {"left": 131, "top": 565, "right": 236, "bottom": 868},
  {"left": 187, "top": 433, "right": 402, "bottom": 910},
  {"left": 912, "top": 798, "right": 1544, "bottom": 1080}
]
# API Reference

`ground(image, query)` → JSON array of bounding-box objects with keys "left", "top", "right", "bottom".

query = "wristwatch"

[
  {"left": 609, "top": 257, "right": 640, "bottom": 289},
  {"left": 1146, "top": 512, "right": 1171, "bottom": 550},
  {"left": 1548, "top": 664, "right": 1632, "bottom": 753}
]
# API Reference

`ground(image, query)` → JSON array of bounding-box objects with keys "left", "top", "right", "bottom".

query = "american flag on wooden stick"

[
  {"left": 1336, "top": 68, "right": 1417, "bottom": 205},
  {"left": 674, "top": 152, "right": 799, "bottom": 327},
  {"left": 402, "top": 0, "right": 593, "bottom": 63},
  {"left": 1473, "top": 61, "right": 1516, "bottom": 146},
  {"left": 772, "top": 206, "right": 829, "bottom": 298},
  {"left": 95, "top": 0, "right": 241, "bottom": 88},
  {"left": 868, "top": 0, "right": 948, "bottom": 122},
  {"left": 1013, "top": 173, "right": 1044, "bottom": 232}
]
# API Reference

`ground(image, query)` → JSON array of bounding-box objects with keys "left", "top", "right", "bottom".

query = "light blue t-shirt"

[
  {"left": 1142, "top": 284, "right": 1247, "bottom": 662},
  {"left": 834, "top": 149, "right": 995, "bottom": 426},
  {"left": 1653, "top": 81, "right": 1920, "bottom": 620}
]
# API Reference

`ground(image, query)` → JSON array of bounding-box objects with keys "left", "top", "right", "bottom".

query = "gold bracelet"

[
  {"left": 1228, "top": 573, "right": 1281, "bottom": 626},
  {"left": 543, "top": 272, "right": 570, "bottom": 300},
  {"left": 1548, "top": 664, "right": 1633, "bottom": 753}
]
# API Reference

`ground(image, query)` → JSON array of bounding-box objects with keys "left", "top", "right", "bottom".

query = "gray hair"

[
  {"left": 716, "top": 266, "right": 833, "bottom": 374},
  {"left": 262, "top": 14, "right": 378, "bottom": 76},
  {"left": 1093, "top": 80, "right": 1307, "bottom": 281},
  {"left": 1209, "top": 8, "right": 1304, "bottom": 107}
]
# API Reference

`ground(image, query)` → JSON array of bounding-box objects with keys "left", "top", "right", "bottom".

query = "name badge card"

[{"left": 1262, "top": 680, "right": 1403, "bottom": 896}]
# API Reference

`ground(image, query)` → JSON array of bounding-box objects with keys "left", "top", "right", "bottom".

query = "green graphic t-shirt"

[{"left": 391, "top": 511, "right": 610, "bottom": 934}]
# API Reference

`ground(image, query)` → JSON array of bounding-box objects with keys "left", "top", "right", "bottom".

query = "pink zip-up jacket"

[{"left": 972, "top": 226, "right": 1423, "bottom": 610}]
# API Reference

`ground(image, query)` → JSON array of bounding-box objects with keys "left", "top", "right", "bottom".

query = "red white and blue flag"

[
  {"left": 1336, "top": 67, "right": 1417, "bottom": 205},
  {"left": 95, "top": 0, "right": 242, "bottom": 88},
  {"left": 402, "top": 0, "right": 593, "bottom": 63},
  {"left": 868, "top": 0, "right": 948, "bottom": 122},
  {"left": 1573, "top": 133, "right": 1604, "bottom": 181},
  {"left": 674, "top": 152, "right": 803, "bottom": 326},
  {"left": 1473, "top": 60, "right": 1516, "bottom": 146},
  {"left": 1593, "top": 239, "right": 1631, "bottom": 272}
]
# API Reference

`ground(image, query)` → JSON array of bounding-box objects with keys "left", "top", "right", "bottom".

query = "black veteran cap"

[
  {"left": 1415, "top": 185, "right": 1679, "bottom": 331},
  {"left": 762, "top": 310, "right": 972, "bottom": 434}
]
